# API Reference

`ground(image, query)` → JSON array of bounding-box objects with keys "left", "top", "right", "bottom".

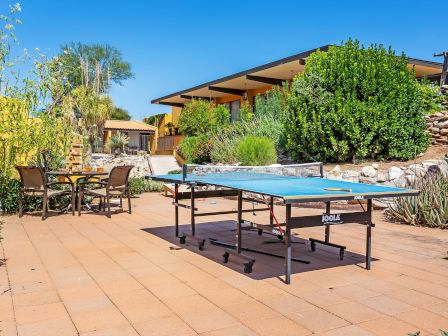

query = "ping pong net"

[{"left": 181, "top": 162, "right": 323, "bottom": 183}]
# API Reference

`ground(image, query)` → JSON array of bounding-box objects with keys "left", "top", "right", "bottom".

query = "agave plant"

[
  {"left": 387, "top": 174, "right": 448, "bottom": 229},
  {"left": 108, "top": 131, "right": 129, "bottom": 154}
]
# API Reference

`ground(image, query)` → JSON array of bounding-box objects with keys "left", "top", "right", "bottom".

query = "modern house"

[
  {"left": 103, "top": 120, "right": 156, "bottom": 153},
  {"left": 151, "top": 45, "right": 444, "bottom": 155}
]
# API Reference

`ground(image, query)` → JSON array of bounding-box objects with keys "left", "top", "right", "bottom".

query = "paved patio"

[{"left": 1, "top": 192, "right": 448, "bottom": 336}]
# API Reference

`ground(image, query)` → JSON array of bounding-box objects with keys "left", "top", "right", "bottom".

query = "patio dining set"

[{"left": 15, "top": 165, "right": 134, "bottom": 220}]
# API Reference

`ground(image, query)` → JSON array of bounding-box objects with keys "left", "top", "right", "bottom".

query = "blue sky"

[{"left": 9, "top": 0, "right": 448, "bottom": 120}]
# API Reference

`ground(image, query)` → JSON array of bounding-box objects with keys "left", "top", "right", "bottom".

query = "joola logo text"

[{"left": 322, "top": 213, "right": 342, "bottom": 224}]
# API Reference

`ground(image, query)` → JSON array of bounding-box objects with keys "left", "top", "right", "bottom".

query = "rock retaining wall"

[
  {"left": 326, "top": 159, "right": 448, "bottom": 188},
  {"left": 91, "top": 153, "right": 151, "bottom": 178},
  {"left": 426, "top": 111, "right": 448, "bottom": 146}
]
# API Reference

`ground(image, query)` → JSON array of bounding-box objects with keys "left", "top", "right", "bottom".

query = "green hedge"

[
  {"left": 128, "top": 177, "right": 164, "bottom": 196},
  {"left": 178, "top": 135, "right": 211, "bottom": 164},
  {"left": 237, "top": 136, "right": 277, "bottom": 166},
  {"left": 286, "top": 40, "right": 429, "bottom": 163}
]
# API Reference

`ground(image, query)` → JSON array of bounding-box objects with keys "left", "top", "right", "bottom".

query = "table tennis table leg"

[
  {"left": 191, "top": 186, "right": 195, "bottom": 236},
  {"left": 269, "top": 196, "right": 274, "bottom": 226},
  {"left": 325, "top": 202, "right": 331, "bottom": 243},
  {"left": 366, "top": 199, "right": 372, "bottom": 270},
  {"left": 174, "top": 184, "right": 179, "bottom": 237},
  {"left": 285, "top": 203, "right": 292, "bottom": 284},
  {"left": 237, "top": 190, "right": 242, "bottom": 254}
]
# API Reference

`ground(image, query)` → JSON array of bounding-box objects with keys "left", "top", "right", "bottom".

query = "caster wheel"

[
  {"left": 311, "top": 241, "right": 316, "bottom": 252},
  {"left": 339, "top": 249, "right": 345, "bottom": 260},
  {"left": 179, "top": 234, "right": 186, "bottom": 244},
  {"left": 244, "top": 261, "right": 254, "bottom": 274},
  {"left": 277, "top": 235, "right": 283, "bottom": 241},
  {"left": 222, "top": 252, "right": 230, "bottom": 263},
  {"left": 198, "top": 240, "right": 205, "bottom": 251},
  {"left": 257, "top": 229, "right": 263, "bottom": 236}
]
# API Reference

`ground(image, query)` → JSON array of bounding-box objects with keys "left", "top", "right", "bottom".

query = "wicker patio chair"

[
  {"left": 15, "top": 166, "right": 75, "bottom": 220},
  {"left": 78, "top": 165, "right": 133, "bottom": 218}
]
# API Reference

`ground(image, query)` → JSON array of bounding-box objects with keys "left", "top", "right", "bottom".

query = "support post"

[
  {"left": 325, "top": 202, "right": 331, "bottom": 243},
  {"left": 366, "top": 199, "right": 372, "bottom": 270},
  {"left": 237, "top": 190, "right": 242, "bottom": 254},
  {"left": 191, "top": 185, "right": 195, "bottom": 236},
  {"left": 269, "top": 196, "right": 274, "bottom": 226},
  {"left": 174, "top": 184, "right": 179, "bottom": 237},
  {"left": 285, "top": 203, "right": 292, "bottom": 284}
]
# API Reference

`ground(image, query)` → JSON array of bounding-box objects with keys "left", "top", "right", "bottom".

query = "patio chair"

[
  {"left": 15, "top": 166, "right": 75, "bottom": 220},
  {"left": 78, "top": 165, "right": 133, "bottom": 218}
]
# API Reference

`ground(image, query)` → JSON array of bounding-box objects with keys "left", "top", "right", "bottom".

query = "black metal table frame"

[{"left": 168, "top": 182, "right": 379, "bottom": 285}]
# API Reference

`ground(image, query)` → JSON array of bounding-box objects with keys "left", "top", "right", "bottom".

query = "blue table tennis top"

[{"left": 151, "top": 172, "right": 418, "bottom": 203}]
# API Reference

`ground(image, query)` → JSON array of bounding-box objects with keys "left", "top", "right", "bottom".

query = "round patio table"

[{"left": 46, "top": 170, "right": 109, "bottom": 211}]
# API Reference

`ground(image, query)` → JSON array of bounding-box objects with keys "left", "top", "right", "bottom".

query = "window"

[{"left": 224, "top": 100, "right": 241, "bottom": 122}]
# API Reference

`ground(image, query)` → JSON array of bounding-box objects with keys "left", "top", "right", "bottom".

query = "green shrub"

[
  {"left": 285, "top": 39, "right": 429, "bottom": 163},
  {"left": 419, "top": 82, "right": 445, "bottom": 114},
  {"left": 237, "top": 136, "right": 277, "bottom": 166},
  {"left": 0, "top": 174, "right": 71, "bottom": 214},
  {"left": 128, "top": 177, "right": 164, "bottom": 196},
  {"left": 386, "top": 174, "right": 448, "bottom": 229},
  {"left": 178, "top": 135, "right": 211, "bottom": 163},
  {"left": 178, "top": 99, "right": 230, "bottom": 136},
  {"left": 167, "top": 169, "right": 182, "bottom": 174}
]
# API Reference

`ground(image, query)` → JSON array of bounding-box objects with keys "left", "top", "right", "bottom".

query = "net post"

[
  {"left": 319, "top": 162, "right": 324, "bottom": 178},
  {"left": 182, "top": 164, "right": 188, "bottom": 183}
]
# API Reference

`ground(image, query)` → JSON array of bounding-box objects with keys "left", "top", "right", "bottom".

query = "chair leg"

[
  {"left": 127, "top": 192, "right": 132, "bottom": 214},
  {"left": 42, "top": 195, "right": 47, "bottom": 220},
  {"left": 78, "top": 191, "right": 83, "bottom": 216},
  {"left": 18, "top": 192, "right": 23, "bottom": 217},
  {"left": 106, "top": 194, "right": 111, "bottom": 218},
  {"left": 99, "top": 197, "right": 102, "bottom": 212},
  {"left": 120, "top": 196, "right": 122, "bottom": 208},
  {"left": 71, "top": 191, "right": 75, "bottom": 216}
]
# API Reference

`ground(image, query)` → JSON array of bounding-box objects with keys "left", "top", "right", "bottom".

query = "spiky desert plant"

[
  {"left": 108, "top": 131, "right": 129, "bottom": 154},
  {"left": 387, "top": 175, "right": 448, "bottom": 229}
]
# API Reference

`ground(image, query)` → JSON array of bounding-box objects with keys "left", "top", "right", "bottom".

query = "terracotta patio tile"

[
  {"left": 134, "top": 315, "right": 197, "bottom": 336},
  {"left": 149, "top": 281, "right": 198, "bottom": 300},
  {"left": 80, "top": 324, "right": 140, "bottom": 336},
  {"left": 12, "top": 290, "right": 60, "bottom": 307},
  {"left": 70, "top": 307, "right": 129, "bottom": 334},
  {"left": 117, "top": 300, "right": 173, "bottom": 324},
  {"left": 244, "top": 316, "right": 312, "bottom": 336},
  {"left": 258, "top": 293, "right": 315, "bottom": 313},
  {"left": 164, "top": 294, "right": 218, "bottom": 316},
  {"left": 359, "top": 315, "right": 430, "bottom": 336},
  {"left": 17, "top": 318, "right": 77, "bottom": 336},
  {"left": 361, "top": 295, "right": 415, "bottom": 316},
  {"left": 223, "top": 299, "right": 281, "bottom": 322},
  {"left": 387, "top": 288, "right": 444, "bottom": 308},
  {"left": 108, "top": 288, "right": 160, "bottom": 307},
  {"left": 317, "top": 324, "right": 374, "bottom": 336},
  {"left": 426, "top": 302, "right": 448, "bottom": 318},
  {"left": 326, "top": 301, "right": 385, "bottom": 323},
  {"left": 15, "top": 302, "right": 68, "bottom": 325},
  {"left": 65, "top": 295, "right": 113, "bottom": 314},
  {"left": 286, "top": 307, "right": 349, "bottom": 332},
  {"left": 179, "top": 309, "right": 241, "bottom": 334},
  {"left": 199, "top": 324, "right": 258, "bottom": 336},
  {"left": 300, "top": 288, "right": 349, "bottom": 307},
  {"left": 396, "top": 308, "right": 448, "bottom": 334},
  {"left": 358, "top": 279, "right": 404, "bottom": 294},
  {"left": 329, "top": 284, "right": 381, "bottom": 301}
]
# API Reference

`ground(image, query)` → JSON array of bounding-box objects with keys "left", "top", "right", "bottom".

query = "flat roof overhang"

[{"left": 151, "top": 45, "right": 444, "bottom": 107}]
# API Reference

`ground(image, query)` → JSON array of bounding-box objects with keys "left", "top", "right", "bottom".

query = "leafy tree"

[
  {"left": 285, "top": 39, "right": 429, "bottom": 163},
  {"left": 143, "top": 113, "right": 166, "bottom": 126},
  {"left": 178, "top": 99, "right": 229, "bottom": 136},
  {"left": 59, "top": 42, "right": 134, "bottom": 94},
  {"left": 111, "top": 107, "right": 131, "bottom": 120}
]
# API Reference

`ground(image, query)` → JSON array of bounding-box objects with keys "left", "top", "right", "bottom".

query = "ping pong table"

[{"left": 150, "top": 162, "right": 418, "bottom": 284}]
